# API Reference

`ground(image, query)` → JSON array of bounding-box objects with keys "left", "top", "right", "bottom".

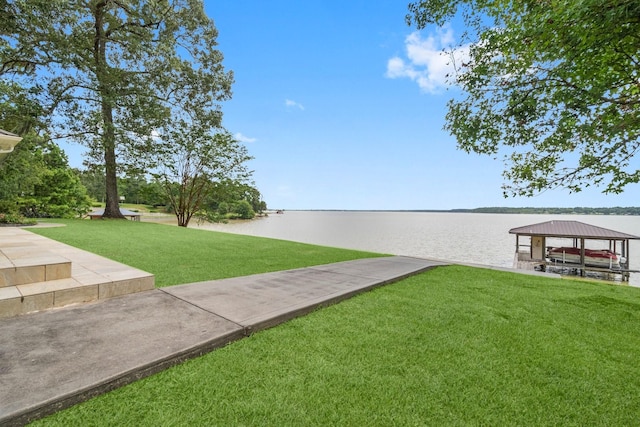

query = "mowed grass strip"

[
  {"left": 34, "top": 265, "right": 640, "bottom": 426},
  {"left": 31, "top": 219, "right": 386, "bottom": 287}
]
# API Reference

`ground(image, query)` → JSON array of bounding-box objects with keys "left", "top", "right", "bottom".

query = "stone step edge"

[
  {"left": 0, "top": 259, "right": 73, "bottom": 288},
  {"left": 0, "top": 274, "right": 155, "bottom": 319}
]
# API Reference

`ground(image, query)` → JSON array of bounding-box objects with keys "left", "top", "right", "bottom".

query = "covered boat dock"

[{"left": 509, "top": 220, "right": 640, "bottom": 282}]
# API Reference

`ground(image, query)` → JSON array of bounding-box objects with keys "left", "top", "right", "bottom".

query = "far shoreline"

[{"left": 281, "top": 207, "right": 640, "bottom": 215}]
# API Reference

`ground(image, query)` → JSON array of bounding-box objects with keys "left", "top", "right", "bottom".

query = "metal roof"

[
  {"left": 0, "top": 129, "right": 22, "bottom": 162},
  {"left": 509, "top": 220, "right": 640, "bottom": 240},
  {"left": 0, "top": 129, "right": 18, "bottom": 137}
]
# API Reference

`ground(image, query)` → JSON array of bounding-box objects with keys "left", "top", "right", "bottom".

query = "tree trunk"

[
  {"left": 103, "top": 132, "right": 124, "bottom": 218},
  {"left": 94, "top": 1, "right": 124, "bottom": 219}
]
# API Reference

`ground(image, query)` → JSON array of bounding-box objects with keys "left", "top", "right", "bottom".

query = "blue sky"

[{"left": 62, "top": 1, "right": 640, "bottom": 210}]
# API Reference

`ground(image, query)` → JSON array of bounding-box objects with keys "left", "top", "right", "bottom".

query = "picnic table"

[{"left": 88, "top": 208, "right": 141, "bottom": 221}]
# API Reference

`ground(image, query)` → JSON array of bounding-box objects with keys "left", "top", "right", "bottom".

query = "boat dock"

[{"left": 510, "top": 220, "right": 640, "bottom": 283}]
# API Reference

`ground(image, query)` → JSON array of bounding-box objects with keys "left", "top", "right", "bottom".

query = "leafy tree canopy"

[
  {"left": 0, "top": 132, "right": 91, "bottom": 218},
  {"left": 1, "top": 0, "right": 233, "bottom": 217},
  {"left": 207, "top": 180, "right": 266, "bottom": 215},
  {"left": 407, "top": 0, "right": 640, "bottom": 197}
]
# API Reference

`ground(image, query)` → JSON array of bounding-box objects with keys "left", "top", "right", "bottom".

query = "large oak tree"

[
  {"left": 1, "top": 0, "right": 233, "bottom": 217},
  {"left": 407, "top": 0, "right": 640, "bottom": 197}
]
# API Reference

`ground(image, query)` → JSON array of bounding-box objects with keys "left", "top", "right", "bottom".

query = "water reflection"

[{"left": 185, "top": 211, "right": 640, "bottom": 287}]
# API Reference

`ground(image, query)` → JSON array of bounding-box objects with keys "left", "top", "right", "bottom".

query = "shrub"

[
  {"left": 217, "top": 201, "right": 229, "bottom": 215},
  {"left": 232, "top": 200, "right": 255, "bottom": 219},
  {"left": 0, "top": 199, "right": 19, "bottom": 215},
  {"left": 0, "top": 212, "right": 36, "bottom": 225}
]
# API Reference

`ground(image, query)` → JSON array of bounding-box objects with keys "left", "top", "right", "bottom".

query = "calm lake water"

[{"left": 190, "top": 211, "right": 640, "bottom": 287}]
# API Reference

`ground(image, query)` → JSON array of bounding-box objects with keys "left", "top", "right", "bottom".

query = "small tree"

[
  {"left": 217, "top": 201, "right": 230, "bottom": 215},
  {"left": 149, "top": 127, "right": 252, "bottom": 227}
]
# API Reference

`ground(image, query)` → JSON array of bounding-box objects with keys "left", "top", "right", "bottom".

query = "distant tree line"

[
  {"left": 450, "top": 207, "right": 640, "bottom": 216},
  {"left": 79, "top": 167, "right": 266, "bottom": 221},
  {"left": 0, "top": 129, "right": 263, "bottom": 226},
  {"left": 0, "top": 135, "right": 267, "bottom": 224},
  {"left": 0, "top": 138, "right": 267, "bottom": 223}
]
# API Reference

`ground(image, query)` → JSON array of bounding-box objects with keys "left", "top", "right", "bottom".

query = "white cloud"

[
  {"left": 285, "top": 99, "right": 305, "bottom": 110},
  {"left": 386, "top": 26, "right": 470, "bottom": 93},
  {"left": 234, "top": 132, "right": 257, "bottom": 143}
]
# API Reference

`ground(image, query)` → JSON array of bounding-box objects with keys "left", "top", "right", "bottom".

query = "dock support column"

[{"left": 580, "top": 238, "right": 586, "bottom": 277}]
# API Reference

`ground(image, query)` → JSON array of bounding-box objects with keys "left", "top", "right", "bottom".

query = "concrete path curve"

[{"left": 0, "top": 255, "right": 445, "bottom": 426}]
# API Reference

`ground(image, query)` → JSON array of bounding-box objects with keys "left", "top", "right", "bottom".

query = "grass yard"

[
  {"left": 31, "top": 219, "right": 385, "bottom": 286},
  {"left": 29, "top": 220, "right": 640, "bottom": 425}
]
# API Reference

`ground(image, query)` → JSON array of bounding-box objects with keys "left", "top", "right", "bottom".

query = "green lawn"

[
  {"left": 31, "top": 219, "right": 386, "bottom": 287},
  {"left": 30, "top": 220, "right": 640, "bottom": 425}
]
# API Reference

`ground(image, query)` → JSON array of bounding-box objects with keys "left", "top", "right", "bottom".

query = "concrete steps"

[
  {"left": 0, "top": 226, "right": 154, "bottom": 319},
  {"left": 0, "top": 251, "right": 72, "bottom": 287}
]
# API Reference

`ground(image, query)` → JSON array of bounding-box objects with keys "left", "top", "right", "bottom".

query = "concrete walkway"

[{"left": 0, "top": 254, "right": 445, "bottom": 426}]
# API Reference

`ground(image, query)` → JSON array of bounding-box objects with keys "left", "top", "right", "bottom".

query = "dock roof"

[
  {"left": 0, "top": 129, "right": 18, "bottom": 137},
  {"left": 509, "top": 220, "right": 640, "bottom": 240}
]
